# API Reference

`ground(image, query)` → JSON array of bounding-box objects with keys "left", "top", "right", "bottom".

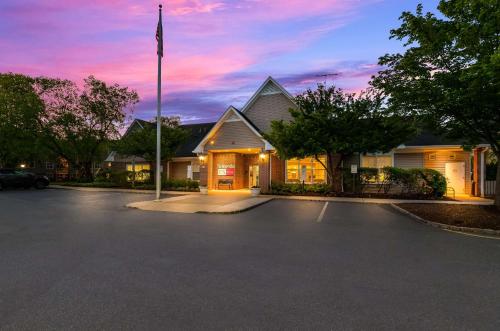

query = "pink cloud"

[{"left": 0, "top": 0, "right": 382, "bottom": 122}]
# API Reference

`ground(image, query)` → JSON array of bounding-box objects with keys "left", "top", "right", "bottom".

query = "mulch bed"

[
  {"left": 268, "top": 192, "right": 453, "bottom": 200},
  {"left": 396, "top": 203, "right": 500, "bottom": 230}
]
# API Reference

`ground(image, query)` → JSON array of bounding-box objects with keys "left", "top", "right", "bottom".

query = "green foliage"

[
  {"left": 371, "top": 0, "right": 500, "bottom": 205},
  {"left": 34, "top": 75, "right": 139, "bottom": 181},
  {"left": 342, "top": 167, "right": 379, "bottom": 192},
  {"left": 265, "top": 85, "right": 416, "bottom": 192},
  {"left": 486, "top": 163, "right": 498, "bottom": 181},
  {"left": 162, "top": 178, "right": 199, "bottom": 191},
  {"left": 0, "top": 73, "right": 49, "bottom": 167},
  {"left": 270, "top": 182, "right": 330, "bottom": 195},
  {"left": 116, "top": 116, "right": 189, "bottom": 164},
  {"left": 381, "top": 167, "right": 447, "bottom": 197},
  {"left": 94, "top": 168, "right": 133, "bottom": 186}
]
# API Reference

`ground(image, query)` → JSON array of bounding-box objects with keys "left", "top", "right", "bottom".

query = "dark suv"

[{"left": 0, "top": 169, "right": 50, "bottom": 190}]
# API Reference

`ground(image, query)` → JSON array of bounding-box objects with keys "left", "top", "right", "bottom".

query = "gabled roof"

[
  {"left": 240, "top": 76, "right": 296, "bottom": 113},
  {"left": 192, "top": 106, "right": 274, "bottom": 154}
]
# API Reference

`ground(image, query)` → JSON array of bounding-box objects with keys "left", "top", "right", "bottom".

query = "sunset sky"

[{"left": 0, "top": 0, "right": 437, "bottom": 124}]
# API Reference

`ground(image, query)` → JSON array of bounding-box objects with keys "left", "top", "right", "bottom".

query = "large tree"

[
  {"left": 116, "top": 116, "right": 189, "bottom": 172},
  {"left": 35, "top": 75, "right": 139, "bottom": 181},
  {"left": 265, "top": 85, "right": 416, "bottom": 192},
  {"left": 371, "top": 0, "right": 500, "bottom": 207},
  {"left": 0, "top": 73, "right": 47, "bottom": 167}
]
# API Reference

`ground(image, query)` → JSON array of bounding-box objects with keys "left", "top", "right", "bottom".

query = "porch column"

[
  {"left": 199, "top": 155, "right": 209, "bottom": 187},
  {"left": 473, "top": 149, "right": 479, "bottom": 196},
  {"left": 258, "top": 152, "right": 270, "bottom": 193}
]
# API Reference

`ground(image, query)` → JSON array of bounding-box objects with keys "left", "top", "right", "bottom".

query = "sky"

[{"left": 0, "top": 0, "right": 438, "bottom": 125}]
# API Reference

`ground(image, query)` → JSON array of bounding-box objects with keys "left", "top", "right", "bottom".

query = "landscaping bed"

[
  {"left": 55, "top": 180, "right": 199, "bottom": 192},
  {"left": 396, "top": 203, "right": 500, "bottom": 230}
]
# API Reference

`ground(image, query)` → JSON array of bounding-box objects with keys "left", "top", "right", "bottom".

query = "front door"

[
  {"left": 249, "top": 165, "right": 259, "bottom": 188},
  {"left": 445, "top": 162, "right": 465, "bottom": 194}
]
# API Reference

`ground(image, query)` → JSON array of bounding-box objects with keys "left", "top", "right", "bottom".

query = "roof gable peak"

[{"left": 241, "top": 76, "right": 295, "bottom": 113}]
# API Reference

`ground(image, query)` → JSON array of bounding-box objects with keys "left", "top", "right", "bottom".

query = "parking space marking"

[{"left": 316, "top": 202, "right": 329, "bottom": 223}]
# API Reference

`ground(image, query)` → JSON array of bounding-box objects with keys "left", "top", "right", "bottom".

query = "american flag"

[{"left": 156, "top": 5, "right": 163, "bottom": 57}]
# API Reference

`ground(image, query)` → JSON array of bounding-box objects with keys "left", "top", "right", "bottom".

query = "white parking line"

[{"left": 316, "top": 202, "right": 329, "bottom": 223}]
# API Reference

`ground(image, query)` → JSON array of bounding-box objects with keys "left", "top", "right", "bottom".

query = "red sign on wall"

[{"left": 225, "top": 168, "right": 235, "bottom": 176}]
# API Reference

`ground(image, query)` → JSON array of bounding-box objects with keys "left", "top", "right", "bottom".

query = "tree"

[
  {"left": 265, "top": 85, "right": 416, "bottom": 192},
  {"left": 34, "top": 75, "right": 139, "bottom": 181},
  {"left": 371, "top": 0, "right": 500, "bottom": 207},
  {"left": 0, "top": 73, "right": 46, "bottom": 167},
  {"left": 115, "top": 116, "right": 189, "bottom": 183}
]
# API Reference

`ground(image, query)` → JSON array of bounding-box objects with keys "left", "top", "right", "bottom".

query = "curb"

[
  {"left": 269, "top": 195, "right": 493, "bottom": 205},
  {"left": 196, "top": 198, "right": 274, "bottom": 214},
  {"left": 49, "top": 185, "right": 198, "bottom": 195},
  {"left": 389, "top": 204, "right": 500, "bottom": 237}
]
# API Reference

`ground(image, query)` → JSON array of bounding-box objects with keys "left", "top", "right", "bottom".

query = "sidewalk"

[{"left": 127, "top": 193, "right": 273, "bottom": 214}]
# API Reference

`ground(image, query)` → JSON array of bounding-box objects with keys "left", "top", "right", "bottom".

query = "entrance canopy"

[{"left": 193, "top": 106, "right": 273, "bottom": 155}]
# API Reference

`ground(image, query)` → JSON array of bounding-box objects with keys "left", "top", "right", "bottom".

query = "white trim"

[
  {"left": 192, "top": 106, "right": 274, "bottom": 154},
  {"left": 240, "top": 76, "right": 296, "bottom": 113},
  {"left": 225, "top": 118, "right": 242, "bottom": 122}
]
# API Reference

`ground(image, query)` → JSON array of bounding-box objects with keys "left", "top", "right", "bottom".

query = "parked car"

[{"left": 0, "top": 169, "right": 50, "bottom": 190}]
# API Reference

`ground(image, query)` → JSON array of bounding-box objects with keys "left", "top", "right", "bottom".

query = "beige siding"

[
  {"left": 244, "top": 93, "right": 296, "bottom": 133},
  {"left": 423, "top": 150, "right": 472, "bottom": 194},
  {"left": 205, "top": 121, "right": 264, "bottom": 151},
  {"left": 394, "top": 153, "right": 424, "bottom": 169}
]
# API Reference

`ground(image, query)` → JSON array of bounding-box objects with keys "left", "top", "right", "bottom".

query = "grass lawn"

[{"left": 397, "top": 203, "right": 500, "bottom": 231}]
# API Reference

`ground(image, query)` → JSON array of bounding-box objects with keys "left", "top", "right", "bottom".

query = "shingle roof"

[{"left": 175, "top": 122, "right": 215, "bottom": 157}]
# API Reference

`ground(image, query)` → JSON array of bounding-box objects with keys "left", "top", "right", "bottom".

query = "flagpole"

[{"left": 155, "top": 4, "right": 162, "bottom": 201}]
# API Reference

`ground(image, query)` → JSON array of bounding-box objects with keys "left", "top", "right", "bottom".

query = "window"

[
  {"left": 126, "top": 163, "right": 151, "bottom": 182},
  {"left": 286, "top": 157, "right": 327, "bottom": 184},
  {"left": 360, "top": 154, "right": 393, "bottom": 182},
  {"left": 46, "top": 162, "right": 55, "bottom": 170}
]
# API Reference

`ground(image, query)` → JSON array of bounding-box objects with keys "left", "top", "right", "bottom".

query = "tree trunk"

[
  {"left": 495, "top": 152, "right": 500, "bottom": 210},
  {"left": 327, "top": 152, "right": 343, "bottom": 193}
]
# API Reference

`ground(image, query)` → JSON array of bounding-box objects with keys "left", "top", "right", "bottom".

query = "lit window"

[
  {"left": 126, "top": 163, "right": 151, "bottom": 182},
  {"left": 361, "top": 154, "right": 393, "bottom": 182},
  {"left": 286, "top": 157, "right": 327, "bottom": 184}
]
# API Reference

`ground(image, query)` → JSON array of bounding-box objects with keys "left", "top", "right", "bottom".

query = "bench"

[{"left": 218, "top": 179, "right": 233, "bottom": 190}]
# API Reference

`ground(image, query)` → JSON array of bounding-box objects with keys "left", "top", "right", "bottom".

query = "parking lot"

[{"left": 1, "top": 189, "right": 500, "bottom": 330}]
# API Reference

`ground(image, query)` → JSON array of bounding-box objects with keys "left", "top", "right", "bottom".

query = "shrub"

[
  {"left": 270, "top": 182, "right": 330, "bottom": 195},
  {"left": 162, "top": 178, "right": 199, "bottom": 191},
  {"left": 419, "top": 168, "right": 447, "bottom": 197},
  {"left": 342, "top": 167, "right": 379, "bottom": 192},
  {"left": 381, "top": 167, "right": 446, "bottom": 197}
]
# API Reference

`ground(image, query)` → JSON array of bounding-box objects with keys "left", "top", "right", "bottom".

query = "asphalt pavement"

[{"left": 1, "top": 189, "right": 499, "bottom": 330}]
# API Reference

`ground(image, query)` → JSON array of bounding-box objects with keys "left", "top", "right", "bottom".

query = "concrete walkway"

[{"left": 127, "top": 191, "right": 273, "bottom": 214}]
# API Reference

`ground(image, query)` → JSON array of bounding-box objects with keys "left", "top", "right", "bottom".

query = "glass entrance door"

[{"left": 249, "top": 165, "right": 259, "bottom": 188}]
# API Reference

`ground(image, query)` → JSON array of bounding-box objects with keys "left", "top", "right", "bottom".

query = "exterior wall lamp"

[
  {"left": 259, "top": 152, "right": 266, "bottom": 160},
  {"left": 198, "top": 154, "right": 207, "bottom": 166}
]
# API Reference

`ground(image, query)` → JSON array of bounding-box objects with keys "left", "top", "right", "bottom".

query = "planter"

[
  {"left": 250, "top": 187, "right": 261, "bottom": 196},
  {"left": 200, "top": 186, "right": 208, "bottom": 195}
]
